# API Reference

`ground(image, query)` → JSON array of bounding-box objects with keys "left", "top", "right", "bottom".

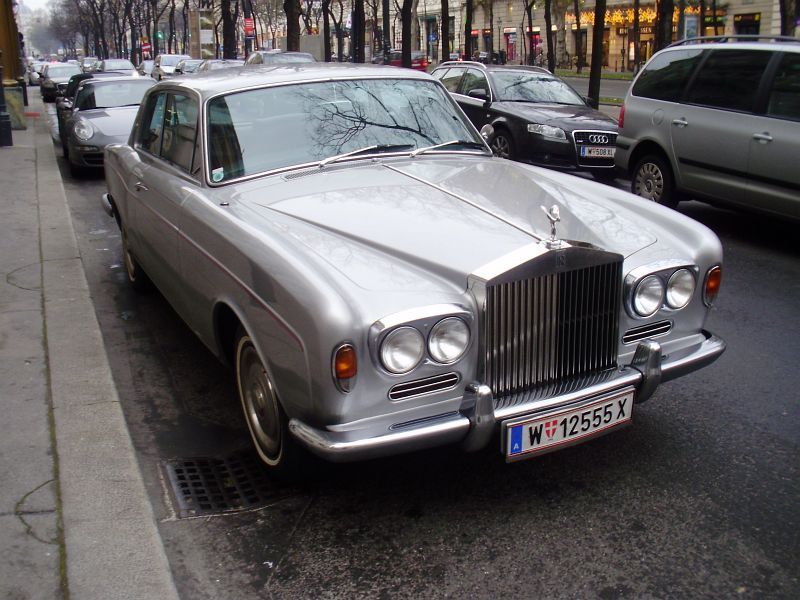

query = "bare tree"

[
  {"left": 440, "top": 0, "right": 449, "bottom": 59},
  {"left": 544, "top": 0, "right": 554, "bottom": 72},
  {"left": 573, "top": 0, "right": 582, "bottom": 72},
  {"left": 284, "top": 0, "right": 300, "bottom": 50},
  {"left": 400, "top": 0, "right": 413, "bottom": 67},
  {"left": 587, "top": 0, "right": 605, "bottom": 108},
  {"left": 464, "top": 0, "right": 474, "bottom": 59}
]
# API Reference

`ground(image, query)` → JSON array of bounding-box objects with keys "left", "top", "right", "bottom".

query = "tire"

[
  {"left": 632, "top": 154, "right": 679, "bottom": 209},
  {"left": 490, "top": 128, "right": 516, "bottom": 160},
  {"left": 235, "top": 330, "right": 307, "bottom": 477},
  {"left": 120, "top": 223, "right": 151, "bottom": 291}
]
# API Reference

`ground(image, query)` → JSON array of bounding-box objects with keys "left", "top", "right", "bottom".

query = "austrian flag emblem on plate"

[{"left": 544, "top": 420, "right": 558, "bottom": 439}]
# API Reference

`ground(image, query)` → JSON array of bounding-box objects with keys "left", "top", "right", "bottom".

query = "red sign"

[
  {"left": 141, "top": 42, "right": 151, "bottom": 52},
  {"left": 244, "top": 17, "right": 255, "bottom": 37}
]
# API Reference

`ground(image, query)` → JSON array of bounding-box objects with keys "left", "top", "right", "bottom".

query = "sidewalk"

[{"left": 0, "top": 97, "right": 179, "bottom": 600}]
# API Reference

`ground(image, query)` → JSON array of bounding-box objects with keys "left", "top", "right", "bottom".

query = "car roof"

[
  {"left": 160, "top": 63, "right": 431, "bottom": 98},
  {"left": 663, "top": 37, "right": 800, "bottom": 53},
  {"left": 81, "top": 76, "right": 151, "bottom": 86},
  {"left": 435, "top": 61, "right": 550, "bottom": 74}
]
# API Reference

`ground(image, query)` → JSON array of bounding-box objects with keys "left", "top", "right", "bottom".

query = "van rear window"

[{"left": 632, "top": 49, "right": 703, "bottom": 102}]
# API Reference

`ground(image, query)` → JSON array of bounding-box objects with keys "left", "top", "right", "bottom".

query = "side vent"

[
  {"left": 622, "top": 320, "right": 672, "bottom": 345},
  {"left": 389, "top": 373, "right": 460, "bottom": 401}
]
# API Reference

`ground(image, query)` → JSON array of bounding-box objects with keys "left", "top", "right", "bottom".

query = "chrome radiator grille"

[{"left": 484, "top": 260, "right": 622, "bottom": 403}]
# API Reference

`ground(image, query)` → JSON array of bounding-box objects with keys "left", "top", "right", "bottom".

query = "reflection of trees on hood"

[{"left": 296, "top": 80, "right": 446, "bottom": 157}]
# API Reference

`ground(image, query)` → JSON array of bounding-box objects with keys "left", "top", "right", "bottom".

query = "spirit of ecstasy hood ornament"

[{"left": 541, "top": 204, "right": 564, "bottom": 249}]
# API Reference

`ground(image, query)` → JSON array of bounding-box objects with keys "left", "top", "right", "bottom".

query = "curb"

[{"left": 35, "top": 104, "right": 180, "bottom": 600}]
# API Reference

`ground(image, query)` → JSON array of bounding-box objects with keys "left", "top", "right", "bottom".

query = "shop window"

[
  {"left": 686, "top": 50, "right": 772, "bottom": 112},
  {"left": 631, "top": 48, "right": 702, "bottom": 102}
]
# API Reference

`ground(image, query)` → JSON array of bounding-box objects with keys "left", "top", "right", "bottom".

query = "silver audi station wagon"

[{"left": 103, "top": 64, "right": 725, "bottom": 475}]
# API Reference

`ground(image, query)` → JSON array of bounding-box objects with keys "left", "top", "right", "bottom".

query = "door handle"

[
  {"left": 752, "top": 133, "right": 773, "bottom": 143},
  {"left": 134, "top": 181, "right": 149, "bottom": 192},
  {"left": 671, "top": 118, "right": 689, "bottom": 128}
]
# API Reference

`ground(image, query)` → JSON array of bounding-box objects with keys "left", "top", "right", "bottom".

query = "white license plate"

[
  {"left": 580, "top": 146, "right": 616, "bottom": 158},
  {"left": 505, "top": 388, "right": 634, "bottom": 460}
]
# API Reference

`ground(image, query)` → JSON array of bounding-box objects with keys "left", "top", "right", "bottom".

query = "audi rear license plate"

[
  {"left": 580, "top": 146, "right": 616, "bottom": 158},
  {"left": 504, "top": 388, "right": 634, "bottom": 461}
]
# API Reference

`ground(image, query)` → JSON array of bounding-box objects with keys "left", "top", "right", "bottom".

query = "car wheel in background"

[
  {"left": 120, "top": 224, "right": 151, "bottom": 291},
  {"left": 235, "top": 330, "right": 306, "bottom": 477},
  {"left": 490, "top": 129, "right": 516, "bottom": 160},
  {"left": 632, "top": 154, "right": 678, "bottom": 209}
]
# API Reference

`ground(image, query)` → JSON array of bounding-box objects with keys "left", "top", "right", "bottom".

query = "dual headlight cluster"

[
  {"left": 631, "top": 268, "right": 695, "bottom": 317},
  {"left": 380, "top": 317, "right": 470, "bottom": 374}
]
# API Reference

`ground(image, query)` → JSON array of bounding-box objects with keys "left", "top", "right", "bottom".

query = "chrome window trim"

[{"left": 201, "top": 75, "right": 482, "bottom": 187}]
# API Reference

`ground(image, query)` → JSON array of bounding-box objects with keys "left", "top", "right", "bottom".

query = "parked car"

[
  {"left": 81, "top": 56, "right": 98, "bottom": 72},
  {"left": 63, "top": 77, "right": 154, "bottom": 176},
  {"left": 432, "top": 61, "right": 619, "bottom": 180},
  {"left": 137, "top": 60, "right": 154, "bottom": 77},
  {"left": 40, "top": 63, "right": 82, "bottom": 102},
  {"left": 28, "top": 61, "right": 46, "bottom": 85},
  {"left": 151, "top": 54, "right": 191, "bottom": 80},
  {"left": 174, "top": 58, "right": 204, "bottom": 75},
  {"left": 616, "top": 36, "right": 800, "bottom": 219},
  {"left": 56, "top": 71, "right": 131, "bottom": 148},
  {"left": 94, "top": 58, "right": 137, "bottom": 76},
  {"left": 371, "top": 49, "right": 429, "bottom": 70},
  {"left": 103, "top": 64, "right": 725, "bottom": 474},
  {"left": 244, "top": 50, "right": 315, "bottom": 66},
  {"left": 195, "top": 58, "right": 244, "bottom": 72}
]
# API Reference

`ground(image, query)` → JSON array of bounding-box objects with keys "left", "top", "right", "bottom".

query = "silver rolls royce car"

[{"left": 103, "top": 64, "right": 725, "bottom": 475}]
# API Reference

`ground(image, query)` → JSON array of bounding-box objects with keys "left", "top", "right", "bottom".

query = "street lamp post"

[{"left": 0, "top": 50, "right": 12, "bottom": 147}]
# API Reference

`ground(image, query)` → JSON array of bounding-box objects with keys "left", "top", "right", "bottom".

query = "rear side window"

[
  {"left": 685, "top": 50, "right": 772, "bottom": 112},
  {"left": 440, "top": 67, "right": 465, "bottom": 92},
  {"left": 459, "top": 69, "right": 490, "bottom": 97},
  {"left": 632, "top": 49, "right": 702, "bottom": 101},
  {"left": 160, "top": 94, "right": 199, "bottom": 173},
  {"left": 139, "top": 92, "right": 167, "bottom": 154},
  {"left": 767, "top": 53, "right": 800, "bottom": 121}
]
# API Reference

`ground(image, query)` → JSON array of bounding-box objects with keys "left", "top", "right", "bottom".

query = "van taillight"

[{"left": 618, "top": 104, "right": 625, "bottom": 129}]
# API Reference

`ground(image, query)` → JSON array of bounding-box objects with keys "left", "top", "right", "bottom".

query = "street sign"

[
  {"left": 142, "top": 42, "right": 151, "bottom": 52},
  {"left": 244, "top": 17, "right": 255, "bottom": 37}
]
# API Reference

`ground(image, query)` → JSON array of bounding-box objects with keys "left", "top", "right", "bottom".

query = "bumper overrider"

[{"left": 289, "top": 330, "right": 725, "bottom": 462}]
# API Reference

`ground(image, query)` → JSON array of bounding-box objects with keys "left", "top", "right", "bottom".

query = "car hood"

[
  {"left": 494, "top": 102, "right": 618, "bottom": 131},
  {"left": 80, "top": 106, "right": 139, "bottom": 137},
  {"left": 232, "top": 157, "right": 656, "bottom": 289}
]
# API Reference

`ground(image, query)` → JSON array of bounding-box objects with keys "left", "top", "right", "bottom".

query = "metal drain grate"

[{"left": 163, "top": 449, "right": 288, "bottom": 518}]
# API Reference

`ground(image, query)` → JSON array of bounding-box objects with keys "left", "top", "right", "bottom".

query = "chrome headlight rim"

[
  {"left": 665, "top": 268, "right": 696, "bottom": 310},
  {"left": 72, "top": 120, "right": 94, "bottom": 142},
  {"left": 632, "top": 275, "right": 664, "bottom": 318},
  {"left": 428, "top": 317, "right": 470, "bottom": 365},
  {"left": 380, "top": 326, "right": 425, "bottom": 375}
]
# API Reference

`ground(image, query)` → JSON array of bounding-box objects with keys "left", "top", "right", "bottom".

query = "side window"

[
  {"left": 248, "top": 54, "right": 261, "bottom": 65},
  {"left": 138, "top": 92, "right": 167, "bottom": 154},
  {"left": 767, "top": 53, "right": 800, "bottom": 121},
  {"left": 685, "top": 50, "right": 772, "bottom": 112},
  {"left": 431, "top": 68, "right": 448, "bottom": 80},
  {"left": 632, "top": 48, "right": 703, "bottom": 101},
  {"left": 459, "top": 69, "right": 489, "bottom": 97},
  {"left": 160, "top": 93, "right": 199, "bottom": 173},
  {"left": 441, "top": 67, "right": 465, "bottom": 92},
  {"left": 74, "top": 86, "right": 95, "bottom": 110}
]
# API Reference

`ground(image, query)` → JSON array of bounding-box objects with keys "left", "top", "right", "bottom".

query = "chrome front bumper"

[{"left": 289, "top": 330, "right": 725, "bottom": 462}]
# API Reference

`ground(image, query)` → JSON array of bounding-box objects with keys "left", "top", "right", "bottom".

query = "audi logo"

[{"left": 588, "top": 134, "right": 609, "bottom": 144}]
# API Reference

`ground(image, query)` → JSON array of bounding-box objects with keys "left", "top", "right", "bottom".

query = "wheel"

[
  {"left": 120, "top": 223, "right": 151, "bottom": 291},
  {"left": 235, "top": 330, "right": 306, "bottom": 476},
  {"left": 632, "top": 154, "right": 678, "bottom": 209},
  {"left": 490, "top": 129, "right": 516, "bottom": 160},
  {"left": 590, "top": 169, "right": 618, "bottom": 183}
]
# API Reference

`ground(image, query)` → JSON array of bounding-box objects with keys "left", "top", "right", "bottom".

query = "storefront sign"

[
  {"left": 734, "top": 13, "right": 760, "bottom": 23},
  {"left": 503, "top": 27, "right": 516, "bottom": 34}
]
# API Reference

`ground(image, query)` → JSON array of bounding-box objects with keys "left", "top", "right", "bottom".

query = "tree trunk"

[
  {"left": 322, "top": 0, "right": 331, "bottom": 61},
  {"left": 401, "top": 0, "right": 413, "bottom": 67},
  {"left": 284, "top": 0, "right": 301, "bottom": 50},
  {"left": 544, "top": 0, "right": 554, "bottom": 72},
  {"left": 440, "top": 0, "right": 449, "bottom": 59},
  {"left": 464, "top": 0, "right": 473, "bottom": 59},
  {"left": 573, "top": 0, "right": 581, "bottom": 72},
  {"left": 354, "top": 0, "right": 365, "bottom": 62},
  {"left": 677, "top": 0, "right": 685, "bottom": 39},
  {"left": 587, "top": 0, "right": 605, "bottom": 109},
  {"left": 657, "top": 0, "right": 674, "bottom": 50},
  {"left": 633, "top": 0, "right": 640, "bottom": 70}
]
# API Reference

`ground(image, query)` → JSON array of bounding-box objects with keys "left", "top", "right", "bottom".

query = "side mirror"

[
  {"left": 468, "top": 88, "right": 489, "bottom": 101},
  {"left": 480, "top": 124, "right": 494, "bottom": 142}
]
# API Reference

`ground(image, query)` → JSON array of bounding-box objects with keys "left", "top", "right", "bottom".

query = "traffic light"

[{"left": 156, "top": 31, "right": 164, "bottom": 40}]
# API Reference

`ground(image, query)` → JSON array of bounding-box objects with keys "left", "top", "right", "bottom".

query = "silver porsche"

[{"left": 103, "top": 64, "right": 725, "bottom": 475}]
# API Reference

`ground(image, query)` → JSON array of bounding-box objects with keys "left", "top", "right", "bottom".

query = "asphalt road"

[
  {"left": 562, "top": 76, "right": 632, "bottom": 101},
  {"left": 48, "top": 105, "right": 799, "bottom": 599}
]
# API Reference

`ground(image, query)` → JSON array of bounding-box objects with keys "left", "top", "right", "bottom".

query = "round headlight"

[
  {"left": 72, "top": 120, "right": 94, "bottom": 141},
  {"left": 380, "top": 327, "right": 424, "bottom": 374},
  {"left": 666, "top": 269, "right": 695, "bottom": 309},
  {"left": 428, "top": 317, "right": 470, "bottom": 364},
  {"left": 633, "top": 275, "right": 664, "bottom": 317}
]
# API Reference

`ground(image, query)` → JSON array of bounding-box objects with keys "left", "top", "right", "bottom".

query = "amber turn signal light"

[
  {"left": 334, "top": 344, "right": 357, "bottom": 381},
  {"left": 703, "top": 266, "right": 722, "bottom": 307}
]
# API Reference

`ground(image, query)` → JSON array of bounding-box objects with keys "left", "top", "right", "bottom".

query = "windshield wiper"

[
  {"left": 318, "top": 144, "right": 414, "bottom": 167},
  {"left": 410, "top": 139, "right": 490, "bottom": 157}
]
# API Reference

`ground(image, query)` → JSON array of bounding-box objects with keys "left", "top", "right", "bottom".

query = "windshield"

[
  {"left": 209, "top": 60, "right": 244, "bottom": 70},
  {"left": 182, "top": 60, "right": 204, "bottom": 72},
  {"left": 103, "top": 59, "right": 134, "bottom": 70},
  {"left": 263, "top": 53, "right": 315, "bottom": 64},
  {"left": 75, "top": 80, "right": 154, "bottom": 110},
  {"left": 207, "top": 78, "right": 481, "bottom": 183},
  {"left": 491, "top": 71, "right": 585, "bottom": 105},
  {"left": 160, "top": 55, "right": 188, "bottom": 67},
  {"left": 46, "top": 65, "right": 81, "bottom": 78}
]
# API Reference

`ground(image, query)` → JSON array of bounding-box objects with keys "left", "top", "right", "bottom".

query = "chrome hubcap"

[
  {"left": 491, "top": 135, "right": 511, "bottom": 158},
  {"left": 240, "top": 345, "right": 281, "bottom": 459},
  {"left": 635, "top": 162, "right": 664, "bottom": 201}
]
